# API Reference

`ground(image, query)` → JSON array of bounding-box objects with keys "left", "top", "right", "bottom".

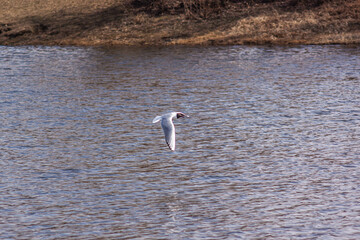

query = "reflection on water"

[{"left": 0, "top": 45, "right": 359, "bottom": 239}]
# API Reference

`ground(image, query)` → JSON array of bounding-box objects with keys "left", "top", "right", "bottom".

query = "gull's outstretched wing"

[{"left": 161, "top": 118, "right": 175, "bottom": 151}]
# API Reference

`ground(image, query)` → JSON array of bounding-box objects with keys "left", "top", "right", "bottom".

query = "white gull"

[{"left": 152, "top": 112, "right": 188, "bottom": 151}]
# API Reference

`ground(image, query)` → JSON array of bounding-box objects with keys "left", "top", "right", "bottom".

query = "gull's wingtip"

[{"left": 166, "top": 141, "right": 175, "bottom": 151}]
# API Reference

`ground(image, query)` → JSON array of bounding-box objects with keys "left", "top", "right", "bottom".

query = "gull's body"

[{"left": 152, "top": 112, "right": 188, "bottom": 151}]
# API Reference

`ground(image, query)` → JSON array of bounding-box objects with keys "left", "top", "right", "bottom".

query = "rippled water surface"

[{"left": 1, "top": 45, "right": 359, "bottom": 239}]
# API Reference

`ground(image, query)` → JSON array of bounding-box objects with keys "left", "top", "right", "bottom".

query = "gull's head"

[{"left": 176, "top": 112, "right": 189, "bottom": 119}]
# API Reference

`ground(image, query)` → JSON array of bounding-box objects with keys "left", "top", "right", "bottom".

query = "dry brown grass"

[
  {"left": 174, "top": 0, "right": 360, "bottom": 45},
  {"left": 0, "top": 0, "right": 120, "bottom": 22},
  {"left": 0, "top": 0, "right": 359, "bottom": 46}
]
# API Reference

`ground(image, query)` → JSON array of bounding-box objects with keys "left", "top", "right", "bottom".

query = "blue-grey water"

[{"left": 0, "top": 45, "right": 359, "bottom": 239}]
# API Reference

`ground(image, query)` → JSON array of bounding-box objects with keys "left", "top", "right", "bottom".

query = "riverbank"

[{"left": 0, "top": 0, "right": 359, "bottom": 46}]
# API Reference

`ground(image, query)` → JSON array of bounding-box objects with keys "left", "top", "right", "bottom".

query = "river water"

[{"left": 0, "top": 45, "right": 359, "bottom": 239}]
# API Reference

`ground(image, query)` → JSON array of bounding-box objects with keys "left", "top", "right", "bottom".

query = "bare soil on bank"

[{"left": 0, "top": 0, "right": 359, "bottom": 46}]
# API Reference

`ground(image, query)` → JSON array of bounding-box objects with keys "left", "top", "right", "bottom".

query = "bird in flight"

[{"left": 152, "top": 112, "right": 189, "bottom": 151}]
